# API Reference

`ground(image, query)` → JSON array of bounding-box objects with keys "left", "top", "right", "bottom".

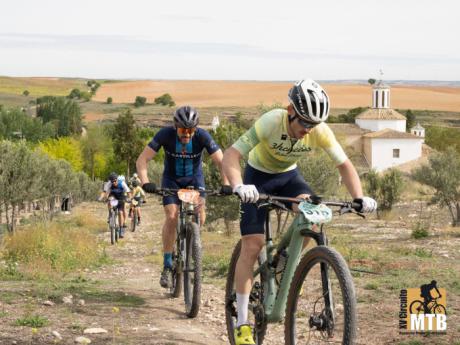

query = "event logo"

[{"left": 399, "top": 280, "right": 447, "bottom": 333}]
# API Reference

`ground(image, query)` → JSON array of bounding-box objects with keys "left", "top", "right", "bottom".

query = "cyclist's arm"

[
  {"left": 337, "top": 159, "right": 363, "bottom": 199},
  {"left": 136, "top": 146, "right": 157, "bottom": 185},
  {"left": 222, "top": 147, "right": 244, "bottom": 188},
  {"left": 434, "top": 286, "right": 442, "bottom": 298},
  {"left": 210, "top": 149, "right": 230, "bottom": 185}
]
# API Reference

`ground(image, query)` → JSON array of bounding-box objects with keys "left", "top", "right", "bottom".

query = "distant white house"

[
  {"left": 410, "top": 122, "right": 425, "bottom": 142},
  {"left": 330, "top": 79, "right": 424, "bottom": 172}
]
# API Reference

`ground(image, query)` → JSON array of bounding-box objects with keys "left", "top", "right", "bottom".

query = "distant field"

[
  {"left": 0, "top": 76, "right": 87, "bottom": 98},
  {"left": 93, "top": 80, "right": 460, "bottom": 111}
]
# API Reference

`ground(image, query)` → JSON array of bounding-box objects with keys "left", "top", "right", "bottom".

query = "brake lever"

[{"left": 339, "top": 205, "right": 366, "bottom": 218}]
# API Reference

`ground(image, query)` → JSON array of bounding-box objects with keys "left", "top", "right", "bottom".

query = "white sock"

[{"left": 236, "top": 293, "right": 250, "bottom": 327}]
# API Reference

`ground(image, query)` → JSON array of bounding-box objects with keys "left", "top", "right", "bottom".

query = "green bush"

[
  {"left": 412, "top": 222, "right": 429, "bottom": 239},
  {"left": 154, "top": 93, "right": 175, "bottom": 106},
  {"left": 22, "top": 90, "right": 30, "bottom": 96},
  {"left": 134, "top": 96, "right": 147, "bottom": 107},
  {"left": 365, "top": 169, "right": 404, "bottom": 211},
  {"left": 107, "top": 97, "right": 113, "bottom": 104}
]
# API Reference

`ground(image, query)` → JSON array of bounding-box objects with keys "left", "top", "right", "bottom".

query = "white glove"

[
  {"left": 354, "top": 196, "right": 377, "bottom": 213},
  {"left": 233, "top": 184, "right": 259, "bottom": 203}
]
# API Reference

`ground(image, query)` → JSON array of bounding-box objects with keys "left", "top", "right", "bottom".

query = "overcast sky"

[{"left": 1, "top": 0, "right": 459, "bottom": 80}]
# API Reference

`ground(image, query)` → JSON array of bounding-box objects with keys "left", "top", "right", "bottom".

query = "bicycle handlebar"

[
  {"left": 254, "top": 193, "right": 364, "bottom": 216},
  {"left": 146, "top": 187, "right": 228, "bottom": 197}
]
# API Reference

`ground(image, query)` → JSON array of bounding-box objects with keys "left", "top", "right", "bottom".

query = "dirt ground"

[
  {"left": 0, "top": 200, "right": 458, "bottom": 345},
  {"left": 93, "top": 80, "right": 460, "bottom": 111}
]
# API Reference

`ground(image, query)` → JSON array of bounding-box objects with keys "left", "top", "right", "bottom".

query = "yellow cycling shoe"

[{"left": 234, "top": 324, "right": 256, "bottom": 345}]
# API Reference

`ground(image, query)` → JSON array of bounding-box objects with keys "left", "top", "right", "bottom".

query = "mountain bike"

[
  {"left": 410, "top": 296, "right": 446, "bottom": 316},
  {"left": 128, "top": 198, "right": 142, "bottom": 232},
  {"left": 147, "top": 186, "right": 225, "bottom": 318},
  {"left": 225, "top": 194, "right": 364, "bottom": 345},
  {"left": 107, "top": 196, "right": 120, "bottom": 245}
]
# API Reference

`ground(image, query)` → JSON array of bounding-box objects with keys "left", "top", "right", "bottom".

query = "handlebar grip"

[{"left": 352, "top": 202, "right": 362, "bottom": 211}]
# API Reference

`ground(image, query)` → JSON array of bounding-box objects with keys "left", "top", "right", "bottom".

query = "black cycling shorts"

[{"left": 240, "top": 164, "right": 314, "bottom": 236}]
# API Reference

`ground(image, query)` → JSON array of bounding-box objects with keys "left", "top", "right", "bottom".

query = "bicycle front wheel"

[
  {"left": 130, "top": 209, "right": 137, "bottom": 232},
  {"left": 109, "top": 211, "right": 117, "bottom": 245},
  {"left": 183, "top": 222, "right": 202, "bottom": 318},
  {"left": 170, "top": 230, "right": 183, "bottom": 298},
  {"left": 285, "top": 246, "right": 357, "bottom": 345}
]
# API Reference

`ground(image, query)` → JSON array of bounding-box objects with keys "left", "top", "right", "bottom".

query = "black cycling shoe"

[{"left": 159, "top": 268, "right": 172, "bottom": 288}]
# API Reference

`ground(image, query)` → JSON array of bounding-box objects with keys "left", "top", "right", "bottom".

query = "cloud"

[{"left": 1, "top": 32, "right": 459, "bottom": 66}]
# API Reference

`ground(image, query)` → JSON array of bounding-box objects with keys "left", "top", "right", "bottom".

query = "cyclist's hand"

[
  {"left": 142, "top": 182, "right": 156, "bottom": 193},
  {"left": 353, "top": 197, "right": 377, "bottom": 213},
  {"left": 220, "top": 185, "right": 233, "bottom": 195},
  {"left": 233, "top": 184, "right": 259, "bottom": 203}
]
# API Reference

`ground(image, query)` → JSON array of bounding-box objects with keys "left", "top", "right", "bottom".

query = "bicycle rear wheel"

[
  {"left": 225, "top": 240, "right": 267, "bottom": 345},
  {"left": 285, "top": 246, "right": 357, "bottom": 345},
  {"left": 183, "top": 222, "right": 202, "bottom": 318}
]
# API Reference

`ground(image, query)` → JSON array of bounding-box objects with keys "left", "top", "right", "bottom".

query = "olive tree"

[{"left": 412, "top": 148, "right": 460, "bottom": 226}]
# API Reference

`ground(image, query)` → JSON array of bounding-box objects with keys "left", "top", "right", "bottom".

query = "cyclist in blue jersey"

[
  {"left": 136, "top": 106, "right": 229, "bottom": 288},
  {"left": 99, "top": 172, "right": 132, "bottom": 238}
]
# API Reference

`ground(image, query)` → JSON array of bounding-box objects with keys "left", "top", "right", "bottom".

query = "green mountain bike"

[{"left": 225, "top": 194, "right": 364, "bottom": 345}]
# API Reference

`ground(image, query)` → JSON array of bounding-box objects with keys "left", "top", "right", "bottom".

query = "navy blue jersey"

[{"left": 148, "top": 127, "right": 220, "bottom": 178}]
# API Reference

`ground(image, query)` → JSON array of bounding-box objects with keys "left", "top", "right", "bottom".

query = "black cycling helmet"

[
  {"left": 288, "top": 79, "right": 330, "bottom": 123},
  {"left": 431, "top": 280, "right": 437, "bottom": 285},
  {"left": 173, "top": 106, "right": 199, "bottom": 128},
  {"left": 108, "top": 172, "right": 118, "bottom": 182},
  {"left": 132, "top": 180, "right": 139, "bottom": 187}
]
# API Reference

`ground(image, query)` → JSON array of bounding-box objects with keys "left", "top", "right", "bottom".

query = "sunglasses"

[
  {"left": 296, "top": 116, "right": 318, "bottom": 129},
  {"left": 177, "top": 127, "right": 196, "bottom": 136}
]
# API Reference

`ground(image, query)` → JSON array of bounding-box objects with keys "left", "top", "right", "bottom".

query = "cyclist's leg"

[
  {"left": 235, "top": 165, "right": 272, "bottom": 328},
  {"left": 162, "top": 203, "right": 179, "bottom": 257},
  {"left": 117, "top": 201, "right": 126, "bottom": 237},
  {"left": 235, "top": 233, "right": 265, "bottom": 325},
  {"left": 278, "top": 168, "right": 315, "bottom": 248},
  {"left": 192, "top": 175, "right": 206, "bottom": 226},
  {"left": 120, "top": 199, "right": 127, "bottom": 227},
  {"left": 161, "top": 177, "right": 180, "bottom": 271}
]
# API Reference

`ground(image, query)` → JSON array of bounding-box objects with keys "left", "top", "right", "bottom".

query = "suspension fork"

[{"left": 301, "top": 226, "right": 334, "bottom": 322}]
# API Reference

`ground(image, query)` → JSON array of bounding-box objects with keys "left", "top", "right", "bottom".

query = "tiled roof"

[
  {"left": 356, "top": 108, "right": 407, "bottom": 120},
  {"left": 363, "top": 128, "right": 421, "bottom": 139},
  {"left": 328, "top": 123, "right": 371, "bottom": 135}
]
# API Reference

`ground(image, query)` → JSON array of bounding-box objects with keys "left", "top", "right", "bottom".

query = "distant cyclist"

[
  {"left": 129, "top": 173, "right": 142, "bottom": 189},
  {"left": 130, "top": 179, "right": 146, "bottom": 225},
  {"left": 222, "top": 79, "right": 377, "bottom": 345},
  {"left": 136, "top": 106, "right": 229, "bottom": 288},
  {"left": 420, "top": 280, "right": 441, "bottom": 313},
  {"left": 100, "top": 172, "right": 131, "bottom": 238}
]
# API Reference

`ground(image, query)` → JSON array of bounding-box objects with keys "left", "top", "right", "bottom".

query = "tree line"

[{"left": 0, "top": 140, "right": 100, "bottom": 232}]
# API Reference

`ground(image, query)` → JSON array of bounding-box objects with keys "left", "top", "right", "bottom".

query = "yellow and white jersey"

[{"left": 232, "top": 109, "right": 347, "bottom": 173}]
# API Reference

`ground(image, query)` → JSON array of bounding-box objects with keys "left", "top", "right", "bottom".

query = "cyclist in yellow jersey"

[
  {"left": 222, "top": 79, "right": 377, "bottom": 345},
  {"left": 130, "top": 180, "right": 146, "bottom": 225}
]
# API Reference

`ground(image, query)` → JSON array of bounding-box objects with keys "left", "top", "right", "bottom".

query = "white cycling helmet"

[{"left": 288, "top": 79, "right": 330, "bottom": 123}]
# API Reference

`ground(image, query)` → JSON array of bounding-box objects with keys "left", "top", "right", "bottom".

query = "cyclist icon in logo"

[{"left": 409, "top": 280, "right": 447, "bottom": 315}]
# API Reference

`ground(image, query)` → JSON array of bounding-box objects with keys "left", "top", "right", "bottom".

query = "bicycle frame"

[{"left": 256, "top": 208, "right": 329, "bottom": 323}]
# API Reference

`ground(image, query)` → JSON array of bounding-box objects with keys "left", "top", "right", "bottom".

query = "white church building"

[{"left": 330, "top": 80, "right": 425, "bottom": 172}]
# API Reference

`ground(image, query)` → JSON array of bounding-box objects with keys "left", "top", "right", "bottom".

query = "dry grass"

[
  {"left": 0, "top": 213, "right": 109, "bottom": 278},
  {"left": 93, "top": 80, "right": 460, "bottom": 111},
  {"left": 0, "top": 76, "right": 87, "bottom": 97}
]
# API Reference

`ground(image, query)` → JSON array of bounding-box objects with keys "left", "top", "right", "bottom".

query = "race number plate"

[
  {"left": 298, "top": 202, "right": 332, "bottom": 224},
  {"left": 177, "top": 189, "right": 200, "bottom": 204}
]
